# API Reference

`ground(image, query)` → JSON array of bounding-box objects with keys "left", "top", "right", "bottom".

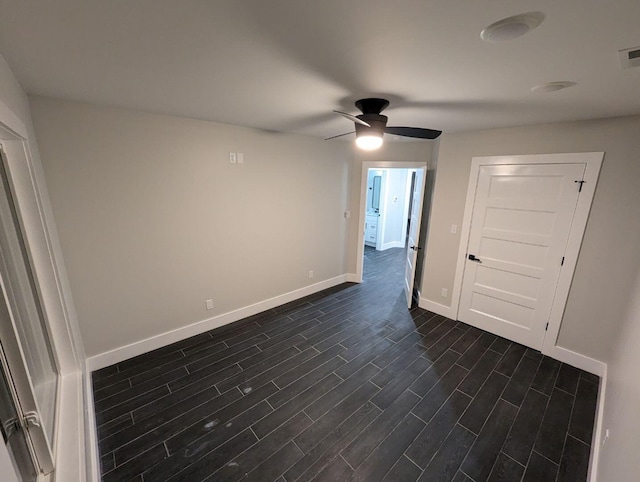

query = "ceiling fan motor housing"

[
  {"left": 355, "top": 98, "right": 390, "bottom": 115},
  {"left": 355, "top": 114, "right": 388, "bottom": 137}
]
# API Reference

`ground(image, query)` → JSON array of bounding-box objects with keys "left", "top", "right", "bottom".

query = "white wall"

[
  {"left": 597, "top": 269, "right": 640, "bottom": 481},
  {"left": 421, "top": 115, "right": 640, "bottom": 363},
  {"left": 30, "top": 96, "right": 352, "bottom": 358}
]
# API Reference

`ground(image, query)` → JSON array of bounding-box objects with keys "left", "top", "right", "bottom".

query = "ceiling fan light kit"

[
  {"left": 480, "top": 11, "right": 545, "bottom": 42},
  {"left": 355, "top": 134, "right": 383, "bottom": 150}
]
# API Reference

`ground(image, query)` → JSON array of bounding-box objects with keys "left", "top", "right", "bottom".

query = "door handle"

[
  {"left": 468, "top": 254, "right": 482, "bottom": 263},
  {"left": 410, "top": 246, "right": 422, "bottom": 251}
]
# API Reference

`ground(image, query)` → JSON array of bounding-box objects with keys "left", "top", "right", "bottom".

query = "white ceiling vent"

[{"left": 619, "top": 46, "right": 640, "bottom": 70}]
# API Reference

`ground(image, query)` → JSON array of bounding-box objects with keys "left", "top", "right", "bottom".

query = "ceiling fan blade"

[
  {"left": 333, "top": 110, "right": 371, "bottom": 127},
  {"left": 385, "top": 126, "right": 442, "bottom": 139},
  {"left": 325, "top": 131, "right": 355, "bottom": 140}
]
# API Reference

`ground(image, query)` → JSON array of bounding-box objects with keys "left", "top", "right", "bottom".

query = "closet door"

[{"left": 0, "top": 146, "right": 56, "bottom": 474}]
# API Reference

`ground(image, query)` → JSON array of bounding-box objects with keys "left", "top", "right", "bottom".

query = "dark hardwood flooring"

[{"left": 92, "top": 246, "right": 599, "bottom": 481}]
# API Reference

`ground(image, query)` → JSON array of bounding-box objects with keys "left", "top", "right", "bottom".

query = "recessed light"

[
  {"left": 531, "top": 81, "right": 577, "bottom": 93},
  {"left": 481, "top": 12, "right": 545, "bottom": 42}
]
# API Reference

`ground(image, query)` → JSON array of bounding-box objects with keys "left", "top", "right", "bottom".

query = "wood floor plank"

[
  {"left": 502, "top": 388, "right": 549, "bottom": 465},
  {"left": 108, "top": 386, "right": 243, "bottom": 462},
  {"left": 501, "top": 354, "right": 542, "bottom": 407},
  {"left": 522, "top": 451, "right": 559, "bottom": 482},
  {"left": 211, "top": 412, "right": 312, "bottom": 481},
  {"left": 568, "top": 378, "right": 598, "bottom": 444},
  {"left": 533, "top": 388, "right": 575, "bottom": 464},
  {"left": 460, "top": 399, "right": 519, "bottom": 481},
  {"left": 163, "top": 383, "right": 277, "bottom": 455},
  {"left": 342, "top": 389, "right": 420, "bottom": 469},
  {"left": 284, "top": 401, "right": 380, "bottom": 482},
  {"left": 310, "top": 456, "right": 353, "bottom": 482},
  {"left": 406, "top": 389, "right": 472, "bottom": 469},
  {"left": 557, "top": 435, "right": 591, "bottom": 482},
  {"left": 295, "top": 381, "right": 379, "bottom": 453},
  {"left": 268, "top": 356, "right": 346, "bottom": 409},
  {"left": 459, "top": 371, "right": 509, "bottom": 435},
  {"left": 382, "top": 455, "right": 422, "bottom": 482},
  {"left": 304, "top": 364, "right": 379, "bottom": 421},
  {"left": 349, "top": 413, "right": 425, "bottom": 482},
  {"left": 417, "top": 424, "right": 476, "bottom": 482},
  {"left": 411, "top": 364, "right": 469, "bottom": 424},
  {"left": 253, "top": 375, "right": 341, "bottom": 438},
  {"left": 141, "top": 401, "right": 272, "bottom": 481},
  {"left": 487, "top": 452, "right": 525, "bottom": 481}
]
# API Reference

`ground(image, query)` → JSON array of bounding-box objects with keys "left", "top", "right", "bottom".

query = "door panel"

[
  {"left": 404, "top": 169, "right": 426, "bottom": 307},
  {"left": 459, "top": 163, "right": 585, "bottom": 349},
  {"left": 0, "top": 147, "right": 55, "bottom": 473}
]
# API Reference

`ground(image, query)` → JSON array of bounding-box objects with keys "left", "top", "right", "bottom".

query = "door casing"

[{"left": 451, "top": 153, "right": 603, "bottom": 369}]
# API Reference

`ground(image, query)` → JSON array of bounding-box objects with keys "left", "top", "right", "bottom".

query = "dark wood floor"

[{"left": 92, "top": 246, "right": 599, "bottom": 482}]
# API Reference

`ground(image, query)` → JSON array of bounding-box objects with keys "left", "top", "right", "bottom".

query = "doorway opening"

[{"left": 356, "top": 162, "right": 429, "bottom": 309}]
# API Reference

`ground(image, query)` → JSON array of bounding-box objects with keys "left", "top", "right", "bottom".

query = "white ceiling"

[{"left": 0, "top": 0, "right": 639, "bottom": 139}]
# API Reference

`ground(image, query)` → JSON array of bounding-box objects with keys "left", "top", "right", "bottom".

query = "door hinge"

[
  {"left": 561, "top": 256, "right": 565, "bottom": 266},
  {"left": 545, "top": 322, "right": 549, "bottom": 331},
  {"left": 2, "top": 417, "right": 21, "bottom": 439},
  {"left": 574, "top": 180, "right": 585, "bottom": 192}
]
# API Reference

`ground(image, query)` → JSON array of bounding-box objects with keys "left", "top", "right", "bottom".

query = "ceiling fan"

[{"left": 327, "top": 98, "right": 442, "bottom": 150}]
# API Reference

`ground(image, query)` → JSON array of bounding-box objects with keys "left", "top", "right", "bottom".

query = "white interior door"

[
  {"left": 0, "top": 147, "right": 55, "bottom": 474},
  {"left": 458, "top": 163, "right": 585, "bottom": 349},
  {"left": 404, "top": 168, "right": 426, "bottom": 308}
]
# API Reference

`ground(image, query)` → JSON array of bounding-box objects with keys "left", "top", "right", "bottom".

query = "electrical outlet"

[
  {"left": 344, "top": 211, "right": 350, "bottom": 219},
  {"left": 441, "top": 288, "right": 448, "bottom": 298},
  {"left": 450, "top": 224, "right": 457, "bottom": 234},
  {"left": 206, "top": 299, "right": 214, "bottom": 310},
  {"left": 229, "top": 152, "right": 237, "bottom": 163},
  {"left": 237, "top": 152, "right": 244, "bottom": 164},
  {"left": 308, "top": 270, "right": 314, "bottom": 279}
]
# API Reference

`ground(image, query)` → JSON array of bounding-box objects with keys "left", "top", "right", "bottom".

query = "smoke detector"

[
  {"left": 481, "top": 12, "right": 545, "bottom": 42},
  {"left": 619, "top": 46, "right": 640, "bottom": 70}
]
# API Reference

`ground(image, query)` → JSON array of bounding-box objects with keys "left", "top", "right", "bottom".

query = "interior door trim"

[{"left": 451, "top": 152, "right": 604, "bottom": 361}]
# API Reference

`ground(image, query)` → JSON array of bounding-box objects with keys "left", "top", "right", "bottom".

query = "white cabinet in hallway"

[{"left": 365, "top": 214, "right": 379, "bottom": 247}]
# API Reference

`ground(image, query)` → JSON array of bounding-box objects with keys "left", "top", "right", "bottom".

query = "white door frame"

[
  {"left": 0, "top": 98, "right": 90, "bottom": 480},
  {"left": 451, "top": 152, "right": 604, "bottom": 370},
  {"left": 355, "top": 161, "right": 428, "bottom": 283}
]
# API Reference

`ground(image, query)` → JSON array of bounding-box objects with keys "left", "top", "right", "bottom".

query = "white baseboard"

[
  {"left": 55, "top": 370, "right": 89, "bottom": 482},
  {"left": 543, "top": 345, "right": 606, "bottom": 377},
  {"left": 418, "top": 297, "right": 457, "bottom": 319},
  {"left": 588, "top": 364, "right": 607, "bottom": 482},
  {"left": 346, "top": 273, "right": 361, "bottom": 283},
  {"left": 86, "top": 275, "right": 350, "bottom": 371}
]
